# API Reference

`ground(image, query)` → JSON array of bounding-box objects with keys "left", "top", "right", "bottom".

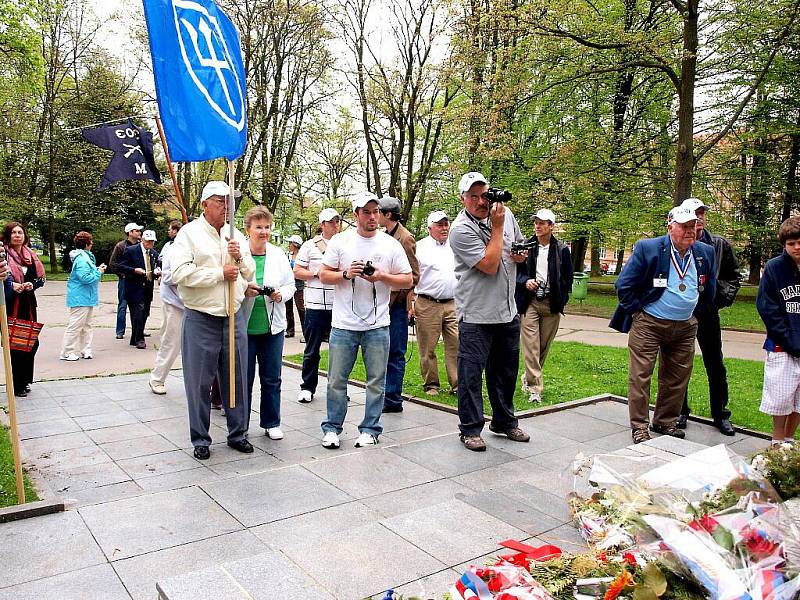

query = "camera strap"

[{"left": 350, "top": 278, "right": 378, "bottom": 326}]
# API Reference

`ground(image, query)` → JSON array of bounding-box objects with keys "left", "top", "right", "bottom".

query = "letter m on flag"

[{"left": 142, "top": 0, "right": 248, "bottom": 162}]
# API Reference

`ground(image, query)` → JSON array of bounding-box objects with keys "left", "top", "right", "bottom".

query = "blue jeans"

[
  {"left": 116, "top": 278, "right": 128, "bottom": 337},
  {"left": 384, "top": 302, "right": 408, "bottom": 409},
  {"left": 322, "top": 326, "right": 389, "bottom": 437},
  {"left": 301, "top": 309, "right": 333, "bottom": 394},
  {"left": 247, "top": 331, "right": 285, "bottom": 429}
]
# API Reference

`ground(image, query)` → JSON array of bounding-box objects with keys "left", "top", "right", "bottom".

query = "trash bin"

[{"left": 572, "top": 272, "right": 589, "bottom": 301}]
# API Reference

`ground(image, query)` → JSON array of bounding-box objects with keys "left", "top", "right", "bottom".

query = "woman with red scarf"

[{"left": 3, "top": 221, "right": 45, "bottom": 397}]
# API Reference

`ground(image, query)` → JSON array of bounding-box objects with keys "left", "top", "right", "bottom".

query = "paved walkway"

[
  {"left": 0, "top": 368, "right": 769, "bottom": 600},
  {"left": 25, "top": 281, "right": 766, "bottom": 383}
]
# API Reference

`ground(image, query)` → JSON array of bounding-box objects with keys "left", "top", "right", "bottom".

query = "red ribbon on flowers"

[{"left": 498, "top": 540, "right": 562, "bottom": 563}]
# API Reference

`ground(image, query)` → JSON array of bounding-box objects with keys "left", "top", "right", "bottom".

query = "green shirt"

[{"left": 247, "top": 255, "right": 270, "bottom": 335}]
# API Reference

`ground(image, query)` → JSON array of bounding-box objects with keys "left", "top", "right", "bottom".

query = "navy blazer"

[
  {"left": 610, "top": 234, "right": 717, "bottom": 333},
  {"left": 117, "top": 243, "right": 159, "bottom": 304}
]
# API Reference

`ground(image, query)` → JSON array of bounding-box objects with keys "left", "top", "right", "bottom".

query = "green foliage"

[
  {"left": 0, "top": 425, "right": 39, "bottom": 508},
  {"left": 750, "top": 442, "right": 800, "bottom": 500}
]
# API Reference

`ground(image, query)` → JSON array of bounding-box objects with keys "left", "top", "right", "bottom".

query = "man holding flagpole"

[{"left": 170, "top": 181, "right": 255, "bottom": 459}]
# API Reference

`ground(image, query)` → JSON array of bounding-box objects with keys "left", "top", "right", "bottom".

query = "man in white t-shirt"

[
  {"left": 318, "top": 192, "right": 413, "bottom": 449},
  {"left": 293, "top": 207, "right": 341, "bottom": 403}
]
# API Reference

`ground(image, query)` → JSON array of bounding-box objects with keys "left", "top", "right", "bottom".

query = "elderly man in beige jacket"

[{"left": 170, "top": 181, "right": 256, "bottom": 461}]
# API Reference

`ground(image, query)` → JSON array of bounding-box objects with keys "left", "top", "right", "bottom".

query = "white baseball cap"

[
  {"left": 427, "top": 210, "right": 449, "bottom": 227},
  {"left": 351, "top": 191, "right": 380, "bottom": 212},
  {"left": 534, "top": 209, "right": 556, "bottom": 224},
  {"left": 200, "top": 181, "right": 231, "bottom": 203},
  {"left": 681, "top": 197, "right": 710, "bottom": 212},
  {"left": 287, "top": 235, "right": 303, "bottom": 246},
  {"left": 124, "top": 222, "right": 143, "bottom": 233},
  {"left": 142, "top": 230, "right": 157, "bottom": 241},
  {"left": 318, "top": 207, "right": 340, "bottom": 223},
  {"left": 668, "top": 205, "right": 697, "bottom": 224},
  {"left": 458, "top": 172, "right": 487, "bottom": 193}
]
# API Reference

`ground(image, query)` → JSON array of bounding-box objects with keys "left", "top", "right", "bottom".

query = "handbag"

[{"left": 7, "top": 299, "right": 43, "bottom": 352}]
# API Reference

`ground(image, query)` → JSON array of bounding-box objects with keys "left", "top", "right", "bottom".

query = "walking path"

[
  {"left": 28, "top": 281, "right": 766, "bottom": 383},
  {"left": 0, "top": 368, "right": 769, "bottom": 599}
]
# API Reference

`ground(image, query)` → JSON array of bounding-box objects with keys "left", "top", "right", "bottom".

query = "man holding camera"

[
  {"left": 378, "top": 196, "right": 420, "bottom": 413},
  {"left": 170, "top": 181, "right": 256, "bottom": 460},
  {"left": 677, "top": 198, "right": 740, "bottom": 435},
  {"left": 319, "top": 192, "right": 412, "bottom": 449},
  {"left": 117, "top": 229, "right": 161, "bottom": 349},
  {"left": 515, "top": 209, "right": 573, "bottom": 403},
  {"left": 450, "top": 172, "right": 531, "bottom": 452}
]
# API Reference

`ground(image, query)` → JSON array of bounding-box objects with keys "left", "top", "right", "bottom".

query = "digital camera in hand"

[
  {"left": 511, "top": 240, "right": 536, "bottom": 254},
  {"left": 361, "top": 261, "right": 375, "bottom": 277},
  {"left": 258, "top": 285, "right": 276, "bottom": 296},
  {"left": 484, "top": 188, "right": 512, "bottom": 204},
  {"left": 535, "top": 281, "right": 549, "bottom": 301}
]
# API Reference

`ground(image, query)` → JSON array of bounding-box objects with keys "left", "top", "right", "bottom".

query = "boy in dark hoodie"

[{"left": 756, "top": 216, "right": 800, "bottom": 444}]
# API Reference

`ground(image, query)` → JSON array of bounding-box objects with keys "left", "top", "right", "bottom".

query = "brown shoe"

[
  {"left": 488, "top": 424, "right": 530, "bottom": 443},
  {"left": 650, "top": 423, "right": 686, "bottom": 439},
  {"left": 460, "top": 434, "right": 486, "bottom": 452},
  {"left": 632, "top": 427, "right": 651, "bottom": 444}
]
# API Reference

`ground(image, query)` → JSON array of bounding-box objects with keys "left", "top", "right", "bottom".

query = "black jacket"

[
  {"left": 757, "top": 251, "right": 800, "bottom": 357},
  {"left": 696, "top": 229, "right": 740, "bottom": 313},
  {"left": 117, "top": 243, "right": 159, "bottom": 304},
  {"left": 515, "top": 235, "right": 573, "bottom": 315}
]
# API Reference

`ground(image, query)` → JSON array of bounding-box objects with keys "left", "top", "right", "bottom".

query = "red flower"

[
  {"left": 597, "top": 551, "right": 609, "bottom": 563},
  {"left": 623, "top": 552, "right": 637, "bottom": 566},
  {"left": 604, "top": 570, "right": 635, "bottom": 600},
  {"left": 743, "top": 529, "right": 781, "bottom": 559},
  {"left": 689, "top": 514, "right": 720, "bottom": 533}
]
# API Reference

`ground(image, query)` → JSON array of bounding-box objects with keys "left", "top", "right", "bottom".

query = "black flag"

[{"left": 81, "top": 120, "right": 162, "bottom": 190}]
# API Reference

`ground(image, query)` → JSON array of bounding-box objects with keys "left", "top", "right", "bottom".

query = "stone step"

[{"left": 156, "top": 549, "right": 334, "bottom": 600}]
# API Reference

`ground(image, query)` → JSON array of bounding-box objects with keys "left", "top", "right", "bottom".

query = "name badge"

[{"left": 653, "top": 277, "right": 667, "bottom": 288}]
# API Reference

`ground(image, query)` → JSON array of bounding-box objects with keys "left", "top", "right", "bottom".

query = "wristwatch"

[{"left": 342, "top": 269, "right": 350, "bottom": 280}]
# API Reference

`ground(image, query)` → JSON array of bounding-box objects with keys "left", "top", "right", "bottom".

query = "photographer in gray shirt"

[{"left": 450, "top": 172, "right": 531, "bottom": 452}]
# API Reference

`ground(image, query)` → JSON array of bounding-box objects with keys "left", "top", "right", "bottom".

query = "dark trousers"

[
  {"left": 457, "top": 317, "right": 521, "bottom": 436},
  {"left": 681, "top": 309, "right": 731, "bottom": 422},
  {"left": 115, "top": 278, "right": 127, "bottom": 337},
  {"left": 129, "top": 301, "right": 146, "bottom": 345},
  {"left": 384, "top": 302, "right": 409, "bottom": 409},
  {"left": 286, "top": 290, "right": 306, "bottom": 337},
  {"left": 247, "top": 331, "right": 284, "bottom": 429},
  {"left": 301, "top": 308, "right": 332, "bottom": 394},
  {"left": 10, "top": 340, "right": 38, "bottom": 392}
]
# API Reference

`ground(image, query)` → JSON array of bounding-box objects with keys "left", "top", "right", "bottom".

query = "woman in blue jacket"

[{"left": 60, "top": 231, "right": 106, "bottom": 361}]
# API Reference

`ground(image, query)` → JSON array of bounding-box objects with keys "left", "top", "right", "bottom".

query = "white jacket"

[
  {"left": 241, "top": 242, "right": 295, "bottom": 334},
  {"left": 170, "top": 216, "right": 255, "bottom": 317}
]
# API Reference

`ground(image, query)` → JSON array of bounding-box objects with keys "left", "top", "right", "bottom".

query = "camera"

[
  {"left": 258, "top": 285, "right": 276, "bottom": 297},
  {"left": 485, "top": 188, "right": 512, "bottom": 204},
  {"left": 511, "top": 240, "right": 536, "bottom": 254},
  {"left": 535, "top": 281, "right": 549, "bottom": 301},
  {"left": 361, "top": 261, "right": 375, "bottom": 277}
]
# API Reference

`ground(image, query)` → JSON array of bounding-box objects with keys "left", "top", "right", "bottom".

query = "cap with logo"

[
  {"left": 318, "top": 207, "right": 340, "bottom": 223},
  {"left": 426, "top": 210, "right": 449, "bottom": 227},
  {"left": 680, "top": 197, "right": 710, "bottom": 213},
  {"left": 124, "top": 222, "right": 143, "bottom": 234},
  {"left": 458, "top": 172, "right": 487, "bottom": 193},
  {"left": 534, "top": 209, "right": 556, "bottom": 225},
  {"left": 142, "top": 230, "right": 157, "bottom": 241},
  {"left": 668, "top": 205, "right": 698, "bottom": 224},
  {"left": 351, "top": 191, "right": 380, "bottom": 212},
  {"left": 287, "top": 235, "right": 303, "bottom": 246}
]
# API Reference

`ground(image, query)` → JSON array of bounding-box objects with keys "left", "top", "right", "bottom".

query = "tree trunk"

[
  {"left": 590, "top": 229, "right": 602, "bottom": 276},
  {"left": 672, "top": 0, "right": 699, "bottom": 204},
  {"left": 782, "top": 109, "right": 800, "bottom": 222},
  {"left": 572, "top": 236, "right": 588, "bottom": 272}
]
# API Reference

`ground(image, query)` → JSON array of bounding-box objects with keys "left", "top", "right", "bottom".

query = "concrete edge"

[{"left": 0, "top": 498, "right": 65, "bottom": 523}]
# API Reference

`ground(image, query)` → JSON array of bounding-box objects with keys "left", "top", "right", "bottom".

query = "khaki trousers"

[
  {"left": 60, "top": 306, "right": 94, "bottom": 356},
  {"left": 627, "top": 311, "right": 697, "bottom": 429},
  {"left": 415, "top": 296, "right": 458, "bottom": 391},
  {"left": 151, "top": 302, "right": 184, "bottom": 385},
  {"left": 520, "top": 299, "right": 561, "bottom": 394}
]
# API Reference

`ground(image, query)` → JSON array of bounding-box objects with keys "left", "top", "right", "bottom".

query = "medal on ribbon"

[{"left": 670, "top": 246, "right": 692, "bottom": 292}]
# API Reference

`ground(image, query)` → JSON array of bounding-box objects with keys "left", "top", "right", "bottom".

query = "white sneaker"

[
  {"left": 354, "top": 432, "right": 379, "bottom": 447},
  {"left": 528, "top": 391, "right": 541, "bottom": 403},
  {"left": 321, "top": 431, "right": 340, "bottom": 449},
  {"left": 266, "top": 427, "right": 284, "bottom": 440},
  {"left": 297, "top": 389, "right": 313, "bottom": 403},
  {"left": 81, "top": 350, "right": 93, "bottom": 359},
  {"left": 149, "top": 380, "right": 167, "bottom": 395},
  {"left": 60, "top": 353, "right": 80, "bottom": 361}
]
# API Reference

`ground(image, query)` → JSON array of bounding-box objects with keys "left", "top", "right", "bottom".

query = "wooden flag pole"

[
  {"left": 155, "top": 115, "right": 189, "bottom": 225},
  {"left": 0, "top": 266, "right": 26, "bottom": 504},
  {"left": 227, "top": 159, "right": 236, "bottom": 410}
]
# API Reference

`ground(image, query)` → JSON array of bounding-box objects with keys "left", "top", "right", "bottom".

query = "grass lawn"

[
  {"left": 0, "top": 425, "right": 39, "bottom": 508},
  {"left": 39, "top": 253, "right": 117, "bottom": 282},
  {"left": 567, "top": 283, "right": 764, "bottom": 333},
  {"left": 287, "top": 340, "right": 770, "bottom": 433}
]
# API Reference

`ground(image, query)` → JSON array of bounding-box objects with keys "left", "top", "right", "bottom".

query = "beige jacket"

[{"left": 170, "top": 216, "right": 255, "bottom": 316}]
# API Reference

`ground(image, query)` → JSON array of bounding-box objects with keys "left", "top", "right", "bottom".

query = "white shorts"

[{"left": 761, "top": 351, "right": 800, "bottom": 416}]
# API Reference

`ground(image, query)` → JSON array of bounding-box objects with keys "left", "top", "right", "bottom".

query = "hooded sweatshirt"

[{"left": 757, "top": 250, "right": 800, "bottom": 356}]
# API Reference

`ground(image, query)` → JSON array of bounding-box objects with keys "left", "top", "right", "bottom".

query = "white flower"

[
  {"left": 751, "top": 455, "right": 768, "bottom": 473},
  {"left": 781, "top": 442, "right": 793, "bottom": 451}
]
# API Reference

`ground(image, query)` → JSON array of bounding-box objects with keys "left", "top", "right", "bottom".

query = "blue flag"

[{"left": 142, "top": 0, "right": 247, "bottom": 161}]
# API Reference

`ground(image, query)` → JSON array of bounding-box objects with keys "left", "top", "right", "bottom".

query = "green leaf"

[
  {"left": 634, "top": 587, "right": 659, "bottom": 600},
  {"left": 712, "top": 526, "right": 735, "bottom": 551},
  {"left": 642, "top": 563, "right": 668, "bottom": 596}
]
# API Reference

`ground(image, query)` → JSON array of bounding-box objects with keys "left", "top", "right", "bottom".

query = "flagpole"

[
  {"left": 228, "top": 159, "right": 236, "bottom": 410},
  {"left": 0, "top": 266, "right": 26, "bottom": 504},
  {"left": 155, "top": 115, "right": 189, "bottom": 225}
]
